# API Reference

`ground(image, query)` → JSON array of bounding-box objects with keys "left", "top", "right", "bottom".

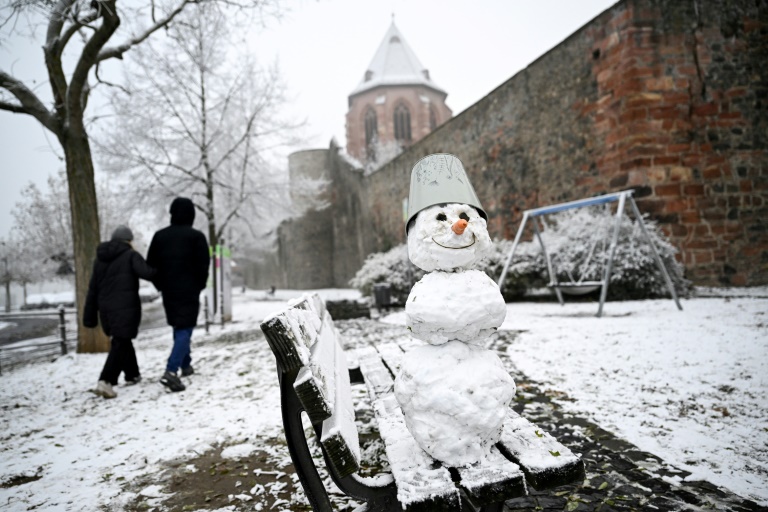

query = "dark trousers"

[
  {"left": 166, "top": 327, "right": 194, "bottom": 373},
  {"left": 99, "top": 336, "right": 140, "bottom": 385}
]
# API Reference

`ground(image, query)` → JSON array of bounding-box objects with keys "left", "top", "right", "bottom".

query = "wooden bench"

[{"left": 260, "top": 293, "right": 584, "bottom": 511}]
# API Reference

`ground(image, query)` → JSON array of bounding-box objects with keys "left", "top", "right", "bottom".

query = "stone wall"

[{"left": 257, "top": 0, "right": 768, "bottom": 289}]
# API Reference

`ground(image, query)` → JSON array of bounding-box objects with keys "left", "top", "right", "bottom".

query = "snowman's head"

[{"left": 407, "top": 203, "right": 492, "bottom": 272}]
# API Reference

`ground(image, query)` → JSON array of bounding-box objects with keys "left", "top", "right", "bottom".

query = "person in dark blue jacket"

[
  {"left": 147, "top": 197, "right": 210, "bottom": 392},
  {"left": 84, "top": 225, "right": 156, "bottom": 399}
]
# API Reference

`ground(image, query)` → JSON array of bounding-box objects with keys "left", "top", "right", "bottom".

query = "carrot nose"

[{"left": 452, "top": 219, "right": 468, "bottom": 235}]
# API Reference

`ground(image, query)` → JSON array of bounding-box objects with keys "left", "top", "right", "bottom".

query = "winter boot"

[
  {"left": 160, "top": 371, "right": 186, "bottom": 392},
  {"left": 94, "top": 380, "right": 117, "bottom": 399},
  {"left": 181, "top": 366, "right": 194, "bottom": 377},
  {"left": 124, "top": 376, "right": 142, "bottom": 386}
]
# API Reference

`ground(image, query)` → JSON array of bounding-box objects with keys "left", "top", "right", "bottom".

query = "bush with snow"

[
  {"left": 348, "top": 245, "right": 425, "bottom": 304},
  {"left": 478, "top": 238, "right": 547, "bottom": 300}
]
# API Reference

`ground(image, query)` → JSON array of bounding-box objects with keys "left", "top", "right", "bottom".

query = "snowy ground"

[{"left": 0, "top": 287, "right": 766, "bottom": 510}]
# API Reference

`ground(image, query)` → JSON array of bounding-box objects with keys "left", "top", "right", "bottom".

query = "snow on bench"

[{"left": 261, "top": 293, "right": 584, "bottom": 511}]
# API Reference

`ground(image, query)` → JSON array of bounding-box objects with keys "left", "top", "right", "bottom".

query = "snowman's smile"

[{"left": 432, "top": 234, "right": 476, "bottom": 250}]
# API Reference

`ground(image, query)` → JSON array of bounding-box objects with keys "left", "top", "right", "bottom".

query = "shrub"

[
  {"left": 478, "top": 239, "right": 547, "bottom": 301},
  {"left": 348, "top": 245, "right": 424, "bottom": 304}
]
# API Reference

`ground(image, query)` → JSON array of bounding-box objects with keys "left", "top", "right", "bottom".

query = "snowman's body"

[
  {"left": 406, "top": 269, "right": 506, "bottom": 345},
  {"left": 395, "top": 203, "right": 516, "bottom": 467}
]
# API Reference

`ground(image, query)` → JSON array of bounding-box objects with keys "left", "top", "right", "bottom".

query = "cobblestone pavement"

[
  {"left": 339, "top": 319, "right": 764, "bottom": 512},
  {"left": 485, "top": 330, "right": 765, "bottom": 512}
]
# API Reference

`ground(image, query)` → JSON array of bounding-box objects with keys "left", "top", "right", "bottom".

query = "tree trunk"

[
  {"left": 4, "top": 281, "right": 9, "bottom": 313},
  {"left": 206, "top": 179, "right": 218, "bottom": 317},
  {"left": 62, "top": 130, "right": 109, "bottom": 353}
]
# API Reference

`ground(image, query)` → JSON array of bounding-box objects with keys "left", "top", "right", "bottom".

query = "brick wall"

[
  {"left": 263, "top": 0, "right": 768, "bottom": 289},
  {"left": 346, "top": 86, "right": 453, "bottom": 162}
]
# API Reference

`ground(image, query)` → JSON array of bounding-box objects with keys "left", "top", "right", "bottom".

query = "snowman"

[{"left": 394, "top": 153, "right": 516, "bottom": 467}]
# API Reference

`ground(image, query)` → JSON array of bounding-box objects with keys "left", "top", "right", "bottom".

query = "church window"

[
  {"left": 394, "top": 103, "right": 411, "bottom": 142},
  {"left": 365, "top": 108, "right": 378, "bottom": 147}
]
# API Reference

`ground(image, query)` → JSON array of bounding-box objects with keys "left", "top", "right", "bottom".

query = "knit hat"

[{"left": 111, "top": 225, "right": 134, "bottom": 242}]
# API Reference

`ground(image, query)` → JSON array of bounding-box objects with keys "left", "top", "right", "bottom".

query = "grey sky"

[{"left": 0, "top": 0, "right": 616, "bottom": 238}]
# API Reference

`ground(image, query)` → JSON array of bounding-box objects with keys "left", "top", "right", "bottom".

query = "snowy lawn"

[{"left": 1, "top": 287, "right": 766, "bottom": 510}]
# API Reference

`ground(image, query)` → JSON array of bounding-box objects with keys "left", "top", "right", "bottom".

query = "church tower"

[{"left": 346, "top": 21, "right": 452, "bottom": 164}]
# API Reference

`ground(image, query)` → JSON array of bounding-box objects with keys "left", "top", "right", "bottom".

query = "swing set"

[{"left": 496, "top": 190, "right": 683, "bottom": 317}]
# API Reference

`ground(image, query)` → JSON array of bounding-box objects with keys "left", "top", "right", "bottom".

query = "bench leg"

[{"left": 279, "top": 370, "right": 335, "bottom": 512}]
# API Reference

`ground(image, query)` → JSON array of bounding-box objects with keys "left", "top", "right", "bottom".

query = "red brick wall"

[
  {"left": 345, "top": 85, "right": 452, "bottom": 162},
  {"left": 582, "top": 1, "right": 768, "bottom": 285}
]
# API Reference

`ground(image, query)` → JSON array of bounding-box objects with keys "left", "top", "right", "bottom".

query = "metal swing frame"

[{"left": 497, "top": 190, "right": 683, "bottom": 317}]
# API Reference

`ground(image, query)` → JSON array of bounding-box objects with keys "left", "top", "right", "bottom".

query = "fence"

[
  {"left": 0, "top": 306, "right": 74, "bottom": 375},
  {"left": 1, "top": 298, "right": 229, "bottom": 375}
]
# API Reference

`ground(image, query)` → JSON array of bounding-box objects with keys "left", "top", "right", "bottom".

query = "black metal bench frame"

[{"left": 261, "top": 294, "right": 585, "bottom": 511}]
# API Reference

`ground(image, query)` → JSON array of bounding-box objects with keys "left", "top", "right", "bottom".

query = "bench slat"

[
  {"left": 376, "top": 342, "right": 406, "bottom": 374},
  {"left": 456, "top": 446, "right": 527, "bottom": 507},
  {"left": 294, "top": 311, "right": 339, "bottom": 423},
  {"left": 261, "top": 297, "right": 322, "bottom": 372},
  {"left": 373, "top": 395, "right": 461, "bottom": 511},
  {"left": 357, "top": 346, "right": 395, "bottom": 400},
  {"left": 497, "top": 410, "right": 585, "bottom": 490},
  {"left": 319, "top": 311, "right": 361, "bottom": 478}
]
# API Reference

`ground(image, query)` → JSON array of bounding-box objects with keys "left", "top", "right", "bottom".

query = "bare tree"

[
  {"left": 365, "top": 137, "right": 404, "bottom": 174},
  {"left": 12, "top": 172, "right": 75, "bottom": 279},
  {"left": 0, "top": 240, "right": 11, "bottom": 312},
  {"left": 10, "top": 169, "right": 130, "bottom": 285},
  {"left": 0, "top": 0, "right": 279, "bottom": 352},
  {"left": 1, "top": 233, "right": 41, "bottom": 308},
  {"left": 97, "top": 3, "right": 305, "bottom": 309}
]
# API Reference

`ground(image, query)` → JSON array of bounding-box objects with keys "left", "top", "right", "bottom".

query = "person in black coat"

[
  {"left": 84, "top": 225, "right": 156, "bottom": 399},
  {"left": 147, "top": 197, "right": 210, "bottom": 392}
]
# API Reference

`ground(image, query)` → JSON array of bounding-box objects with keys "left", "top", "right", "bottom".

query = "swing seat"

[{"left": 549, "top": 281, "right": 603, "bottom": 295}]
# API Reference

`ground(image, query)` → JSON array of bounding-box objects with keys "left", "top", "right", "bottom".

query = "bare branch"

[
  {"left": 96, "top": 0, "right": 193, "bottom": 62},
  {"left": 0, "top": 70, "right": 59, "bottom": 134},
  {"left": 67, "top": 0, "right": 120, "bottom": 127},
  {"left": 58, "top": 8, "right": 100, "bottom": 51},
  {"left": 0, "top": 99, "right": 26, "bottom": 114},
  {"left": 43, "top": 0, "right": 78, "bottom": 116},
  {"left": 93, "top": 63, "right": 130, "bottom": 95}
]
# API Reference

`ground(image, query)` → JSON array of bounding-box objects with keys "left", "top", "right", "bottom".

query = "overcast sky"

[{"left": 0, "top": 0, "right": 617, "bottom": 238}]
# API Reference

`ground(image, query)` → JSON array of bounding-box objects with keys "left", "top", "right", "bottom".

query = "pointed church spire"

[
  {"left": 349, "top": 21, "right": 446, "bottom": 97},
  {"left": 346, "top": 20, "right": 452, "bottom": 163}
]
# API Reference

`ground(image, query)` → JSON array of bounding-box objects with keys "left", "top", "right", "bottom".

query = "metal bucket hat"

[{"left": 406, "top": 153, "right": 487, "bottom": 233}]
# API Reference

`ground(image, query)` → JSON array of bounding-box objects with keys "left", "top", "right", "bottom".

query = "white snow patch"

[{"left": 221, "top": 443, "right": 259, "bottom": 459}]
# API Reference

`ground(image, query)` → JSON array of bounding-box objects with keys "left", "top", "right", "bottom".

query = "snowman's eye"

[
  {"left": 459, "top": 212, "right": 470, "bottom": 221},
  {"left": 436, "top": 213, "right": 447, "bottom": 221}
]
